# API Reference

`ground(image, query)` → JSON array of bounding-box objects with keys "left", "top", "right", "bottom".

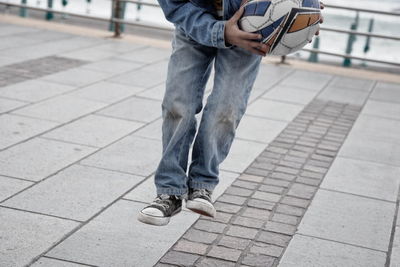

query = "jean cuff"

[
  {"left": 156, "top": 187, "right": 188, "bottom": 199},
  {"left": 188, "top": 181, "right": 216, "bottom": 191}
]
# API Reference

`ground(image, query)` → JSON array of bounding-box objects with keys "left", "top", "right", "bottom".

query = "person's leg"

[
  {"left": 188, "top": 46, "right": 262, "bottom": 192},
  {"left": 154, "top": 28, "right": 216, "bottom": 197}
]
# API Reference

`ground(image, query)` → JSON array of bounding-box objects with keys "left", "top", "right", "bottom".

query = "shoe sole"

[
  {"left": 186, "top": 199, "right": 216, "bottom": 218},
  {"left": 137, "top": 208, "right": 181, "bottom": 226}
]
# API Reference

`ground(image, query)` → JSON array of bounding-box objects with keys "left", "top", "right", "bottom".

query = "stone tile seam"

[
  {"left": 319, "top": 187, "right": 397, "bottom": 204},
  {"left": 41, "top": 255, "right": 99, "bottom": 267},
  {"left": 0, "top": 173, "right": 36, "bottom": 183},
  {"left": 39, "top": 136, "right": 100, "bottom": 149},
  {"left": 241, "top": 113, "right": 290, "bottom": 123},
  {"left": 385, "top": 182, "right": 400, "bottom": 267},
  {"left": 247, "top": 68, "right": 295, "bottom": 106},
  {"left": 360, "top": 112, "right": 400, "bottom": 122},
  {"left": 0, "top": 204, "right": 83, "bottom": 223},
  {"left": 77, "top": 163, "right": 148, "bottom": 178},
  {"left": 296, "top": 233, "right": 388, "bottom": 254}
]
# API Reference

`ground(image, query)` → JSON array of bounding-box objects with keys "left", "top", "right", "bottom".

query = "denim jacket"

[{"left": 157, "top": 0, "right": 243, "bottom": 48}]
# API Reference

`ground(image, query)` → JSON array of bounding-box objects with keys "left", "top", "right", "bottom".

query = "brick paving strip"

[
  {"left": 0, "top": 56, "right": 87, "bottom": 87},
  {"left": 156, "top": 99, "right": 362, "bottom": 267}
]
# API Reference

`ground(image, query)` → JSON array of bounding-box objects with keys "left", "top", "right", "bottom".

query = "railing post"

[
  {"left": 343, "top": 12, "right": 359, "bottom": 67},
  {"left": 86, "top": 0, "right": 91, "bottom": 14},
  {"left": 20, "top": 0, "right": 27, "bottom": 17},
  {"left": 136, "top": 0, "right": 142, "bottom": 21},
  {"left": 61, "top": 0, "right": 68, "bottom": 19},
  {"left": 308, "top": 36, "right": 320, "bottom": 62},
  {"left": 114, "top": 0, "right": 121, "bottom": 37},
  {"left": 45, "top": 0, "right": 54, "bottom": 20}
]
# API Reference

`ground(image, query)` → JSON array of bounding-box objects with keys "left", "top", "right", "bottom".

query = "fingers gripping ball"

[{"left": 239, "top": 0, "right": 322, "bottom": 56}]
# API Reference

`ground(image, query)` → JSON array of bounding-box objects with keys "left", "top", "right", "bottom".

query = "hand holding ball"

[{"left": 238, "top": 0, "right": 323, "bottom": 56}]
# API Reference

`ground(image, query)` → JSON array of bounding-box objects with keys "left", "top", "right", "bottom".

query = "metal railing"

[{"left": 1, "top": 0, "right": 399, "bottom": 67}]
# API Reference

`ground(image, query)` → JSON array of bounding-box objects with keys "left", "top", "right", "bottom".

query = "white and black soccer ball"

[{"left": 239, "top": 0, "right": 321, "bottom": 55}]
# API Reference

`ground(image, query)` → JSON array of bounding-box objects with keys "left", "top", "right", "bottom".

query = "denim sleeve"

[{"left": 157, "top": 0, "right": 232, "bottom": 49}]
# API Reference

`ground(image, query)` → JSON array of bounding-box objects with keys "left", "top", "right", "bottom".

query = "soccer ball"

[{"left": 239, "top": 0, "right": 321, "bottom": 55}]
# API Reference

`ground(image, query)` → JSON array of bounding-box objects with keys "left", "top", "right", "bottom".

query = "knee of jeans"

[
  {"left": 162, "top": 101, "right": 195, "bottom": 120},
  {"left": 216, "top": 108, "right": 237, "bottom": 128}
]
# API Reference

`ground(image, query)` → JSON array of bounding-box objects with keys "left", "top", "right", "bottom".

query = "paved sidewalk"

[{"left": 1, "top": 18, "right": 400, "bottom": 267}]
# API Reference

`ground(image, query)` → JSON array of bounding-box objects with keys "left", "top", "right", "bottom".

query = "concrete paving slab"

[
  {"left": 0, "top": 36, "right": 102, "bottom": 61},
  {"left": 248, "top": 86, "right": 269, "bottom": 104},
  {"left": 0, "top": 55, "right": 22, "bottom": 67},
  {"left": 349, "top": 114, "right": 400, "bottom": 145},
  {"left": 0, "top": 137, "right": 96, "bottom": 181},
  {"left": 19, "top": 30, "right": 75, "bottom": 42},
  {"left": 0, "top": 175, "right": 33, "bottom": 202},
  {"left": 261, "top": 85, "right": 318, "bottom": 105},
  {"left": 0, "top": 23, "right": 41, "bottom": 37},
  {"left": 137, "top": 83, "right": 166, "bottom": 101},
  {"left": 43, "top": 115, "right": 143, "bottom": 148},
  {"left": 89, "top": 41, "right": 146, "bottom": 54},
  {"left": 317, "top": 87, "right": 369, "bottom": 105},
  {"left": 0, "top": 97, "right": 28, "bottom": 113},
  {"left": 252, "top": 64, "right": 292, "bottom": 90},
  {"left": 220, "top": 139, "right": 267, "bottom": 173},
  {"left": 362, "top": 100, "right": 400, "bottom": 120},
  {"left": 40, "top": 67, "right": 114, "bottom": 87},
  {"left": 68, "top": 81, "right": 145, "bottom": 104},
  {"left": 81, "top": 135, "right": 161, "bottom": 176},
  {"left": 97, "top": 96, "right": 161, "bottom": 123},
  {"left": 140, "top": 60, "right": 169, "bottom": 78},
  {"left": 279, "top": 70, "right": 332, "bottom": 91},
  {"left": 115, "top": 46, "right": 170, "bottom": 64},
  {"left": 3, "top": 165, "right": 143, "bottom": 221},
  {"left": 58, "top": 47, "right": 119, "bottom": 62},
  {"left": 80, "top": 58, "right": 143, "bottom": 74},
  {"left": 371, "top": 82, "right": 400, "bottom": 104},
  {"left": 390, "top": 226, "right": 400, "bottom": 267},
  {"left": 0, "top": 79, "right": 75, "bottom": 103},
  {"left": 0, "top": 207, "right": 79, "bottom": 267},
  {"left": 236, "top": 115, "right": 287, "bottom": 144},
  {"left": 13, "top": 94, "right": 106, "bottom": 123},
  {"left": 0, "top": 114, "right": 58, "bottom": 149},
  {"left": 328, "top": 76, "right": 375, "bottom": 92},
  {"left": 339, "top": 134, "right": 400, "bottom": 167},
  {"left": 31, "top": 257, "right": 87, "bottom": 267},
  {"left": 106, "top": 69, "right": 166, "bottom": 88},
  {"left": 46, "top": 200, "right": 198, "bottom": 267},
  {"left": 321, "top": 157, "right": 400, "bottom": 202},
  {"left": 132, "top": 118, "right": 162, "bottom": 141},
  {"left": 298, "top": 189, "right": 395, "bottom": 251},
  {"left": 246, "top": 99, "right": 304, "bottom": 122},
  {"left": 279, "top": 234, "right": 386, "bottom": 267},
  {"left": 0, "top": 35, "right": 43, "bottom": 50}
]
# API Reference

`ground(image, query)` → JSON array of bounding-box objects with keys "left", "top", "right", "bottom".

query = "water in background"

[{"left": 7, "top": 0, "right": 400, "bottom": 66}]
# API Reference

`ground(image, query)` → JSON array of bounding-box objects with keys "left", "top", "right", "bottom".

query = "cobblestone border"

[
  {"left": 0, "top": 56, "right": 88, "bottom": 87},
  {"left": 156, "top": 99, "right": 362, "bottom": 267}
]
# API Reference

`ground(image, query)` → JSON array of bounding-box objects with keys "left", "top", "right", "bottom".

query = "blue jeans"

[{"left": 154, "top": 27, "right": 262, "bottom": 196}]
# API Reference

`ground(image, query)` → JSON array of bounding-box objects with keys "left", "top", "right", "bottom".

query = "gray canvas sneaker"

[
  {"left": 137, "top": 194, "right": 182, "bottom": 226},
  {"left": 186, "top": 188, "right": 216, "bottom": 218}
]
